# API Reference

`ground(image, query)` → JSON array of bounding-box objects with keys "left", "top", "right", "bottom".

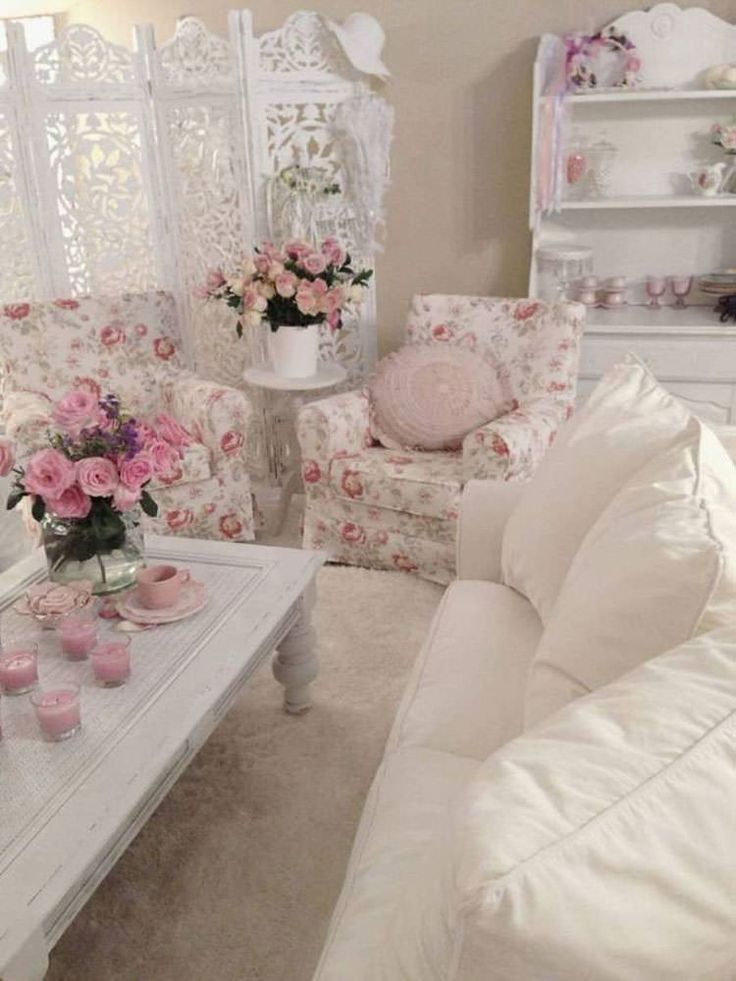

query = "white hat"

[{"left": 326, "top": 12, "right": 390, "bottom": 80}]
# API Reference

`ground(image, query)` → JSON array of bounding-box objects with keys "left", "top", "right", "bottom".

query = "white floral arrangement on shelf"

[
  {"left": 196, "top": 239, "right": 373, "bottom": 336},
  {"left": 275, "top": 164, "right": 341, "bottom": 197}
]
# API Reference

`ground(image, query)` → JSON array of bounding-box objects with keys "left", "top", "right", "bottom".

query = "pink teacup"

[{"left": 136, "top": 565, "right": 191, "bottom": 610}]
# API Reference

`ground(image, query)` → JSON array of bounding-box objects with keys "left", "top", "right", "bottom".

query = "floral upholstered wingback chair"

[
  {"left": 297, "top": 294, "right": 585, "bottom": 583},
  {"left": 0, "top": 292, "right": 255, "bottom": 542}
]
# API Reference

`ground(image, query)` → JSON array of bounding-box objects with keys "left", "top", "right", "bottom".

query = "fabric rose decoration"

[
  {"left": 153, "top": 413, "right": 191, "bottom": 449},
  {"left": 0, "top": 437, "right": 16, "bottom": 477},
  {"left": 15, "top": 580, "right": 94, "bottom": 621}
]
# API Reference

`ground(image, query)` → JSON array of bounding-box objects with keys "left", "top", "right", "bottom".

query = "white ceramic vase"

[{"left": 269, "top": 323, "right": 320, "bottom": 379}]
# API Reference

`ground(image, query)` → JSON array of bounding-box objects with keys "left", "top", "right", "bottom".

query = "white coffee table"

[
  {"left": 0, "top": 535, "right": 324, "bottom": 980},
  {"left": 244, "top": 363, "right": 347, "bottom": 534}
]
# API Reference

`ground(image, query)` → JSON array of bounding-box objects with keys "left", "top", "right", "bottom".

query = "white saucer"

[{"left": 116, "top": 580, "right": 207, "bottom": 625}]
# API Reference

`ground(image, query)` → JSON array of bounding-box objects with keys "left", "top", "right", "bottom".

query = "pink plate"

[{"left": 115, "top": 579, "right": 207, "bottom": 625}]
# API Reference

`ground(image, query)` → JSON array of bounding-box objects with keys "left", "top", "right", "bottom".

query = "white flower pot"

[{"left": 269, "top": 323, "right": 321, "bottom": 379}]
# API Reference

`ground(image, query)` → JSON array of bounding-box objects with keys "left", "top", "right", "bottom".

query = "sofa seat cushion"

[
  {"left": 388, "top": 581, "right": 542, "bottom": 761},
  {"left": 149, "top": 440, "right": 211, "bottom": 490},
  {"left": 383, "top": 628, "right": 736, "bottom": 981},
  {"left": 502, "top": 358, "right": 692, "bottom": 622},
  {"left": 329, "top": 448, "right": 462, "bottom": 520},
  {"left": 525, "top": 418, "right": 736, "bottom": 726},
  {"left": 314, "top": 745, "right": 479, "bottom": 981}
]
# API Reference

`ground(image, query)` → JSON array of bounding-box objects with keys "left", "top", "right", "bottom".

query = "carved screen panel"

[
  {"left": 0, "top": 112, "right": 37, "bottom": 301},
  {"left": 31, "top": 24, "right": 135, "bottom": 86},
  {"left": 43, "top": 109, "right": 157, "bottom": 296}
]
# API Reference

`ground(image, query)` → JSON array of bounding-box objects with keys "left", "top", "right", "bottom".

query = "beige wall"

[{"left": 66, "top": 0, "right": 735, "bottom": 353}]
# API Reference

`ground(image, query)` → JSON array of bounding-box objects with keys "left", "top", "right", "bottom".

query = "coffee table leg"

[{"left": 272, "top": 580, "right": 318, "bottom": 714}]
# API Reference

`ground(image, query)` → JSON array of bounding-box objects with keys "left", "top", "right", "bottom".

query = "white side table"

[{"left": 243, "top": 363, "right": 347, "bottom": 534}]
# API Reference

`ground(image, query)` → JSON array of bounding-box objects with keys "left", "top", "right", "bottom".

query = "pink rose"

[
  {"left": 76, "top": 457, "right": 119, "bottom": 497},
  {"left": 53, "top": 298, "right": 80, "bottom": 310},
  {"left": 340, "top": 469, "right": 364, "bottom": 499},
  {"left": 100, "top": 324, "right": 125, "bottom": 346},
  {"left": 393, "top": 553, "right": 418, "bottom": 574},
  {"left": 206, "top": 268, "right": 226, "bottom": 289},
  {"left": 153, "top": 413, "right": 191, "bottom": 449},
  {"left": 23, "top": 449, "right": 76, "bottom": 499},
  {"left": 166, "top": 508, "right": 193, "bottom": 532},
  {"left": 327, "top": 310, "right": 341, "bottom": 331},
  {"left": 3, "top": 303, "right": 29, "bottom": 320},
  {"left": 46, "top": 483, "right": 91, "bottom": 520},
  {"left": 219, "top": 513, "right": 243, "bottom": 539},
  {"left": 320, "top": 237, "right": 346, "bottom": 266},
  {"left": 119, "top": 454, "right": 154, "bottom": 489},
  {"left": 296, "top": 284, "right": 319, "bottom": 316},
  {"left": 339, "top": 521, "right": 366, "bottom": 544},
  {"left": 220, "top": 430, "right": 244, "bottom": 455},
  {"left": 52, "top": 389, "right": 100, "bottom": 435},
  {"left": 302, "top": 459, "right": 321, "bottom": 484},
  {"left": 514, "top": 301, "right": 541, "bottom": 321},
  {"left": 302, "top": 252, "right": 327, "bottom": 276},
  {"left": 284, "top": 239, "right": 310, "bottom": 259},
  {"left": 431, "top": 324, "right": 453, "bottom": 341},
  {"left": 147, "top": 438, "right": 180, "bottom": 477},
  {"left": 72, "top": 376, "right": 101, "bottom": 399},
  {"left": 0, "top": 437, "right": 15, "bottom": 477},
  {"left": 113, "top": 483, "right": 141, "bottom": 512},
  {"left": 275, "top": 272, "right": 297, "bottom": 298},
  {"left": 153, "top": 337, "right": 176, "bottom": 361},
  {"left": 323, "top": 287, "right": 344, "bottom": 316}
]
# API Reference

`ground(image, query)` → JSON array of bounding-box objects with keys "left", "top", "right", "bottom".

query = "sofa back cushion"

[
  {"left": 383, "top": 629, "right": 736, "bottom": 980},
  {"left": 501, "top": 358, "right": 692, "bottom": 622},
  {"left": 368, "top": 345, "right": 508, "bottom": 451},
  {"left": 525, "top": 418, "right": 736, "bottom": 726}
]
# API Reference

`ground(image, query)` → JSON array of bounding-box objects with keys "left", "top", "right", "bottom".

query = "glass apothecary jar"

[{"left": 536, "top": 245, "right": 593, "bottom": 302}]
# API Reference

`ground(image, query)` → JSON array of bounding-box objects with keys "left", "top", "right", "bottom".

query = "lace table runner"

[{"left": 0, "top": 554, "right": 267, "bottom": 867}]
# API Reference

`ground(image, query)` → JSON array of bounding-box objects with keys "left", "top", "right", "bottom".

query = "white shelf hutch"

[{"left": 529, "top": 3, "right": 736, "bottom": 423}]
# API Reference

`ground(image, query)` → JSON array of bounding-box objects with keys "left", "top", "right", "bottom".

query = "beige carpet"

[{"left": 47, "top": 564, "right": 443, "bottom": 981}]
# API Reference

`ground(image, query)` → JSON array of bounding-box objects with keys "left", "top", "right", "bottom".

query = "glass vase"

[{"left": 41, "top": 509, "right": 145, "bottom": 595}]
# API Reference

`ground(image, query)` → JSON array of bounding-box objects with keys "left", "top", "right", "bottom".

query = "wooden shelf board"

[
  {"left": 544, "top": 89, "right": 736, "bottom": 105},
  {"left": 585, "top": 305, "right": 736, "bottom": 335},
  {"left": 561, "top": 195, "right": 736, "bottom": 210}
]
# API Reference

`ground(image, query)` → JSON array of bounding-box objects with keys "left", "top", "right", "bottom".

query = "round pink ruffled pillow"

[{"left": 368, "top": 345, "right": 508, "bottom": 451}]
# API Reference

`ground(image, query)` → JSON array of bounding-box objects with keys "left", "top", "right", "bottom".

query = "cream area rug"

[{"left": 47, "top": 564, "right": 443, "bottom": 981}]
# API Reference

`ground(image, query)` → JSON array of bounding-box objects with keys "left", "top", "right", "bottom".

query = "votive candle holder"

[
  {"left": 31, "top": 684, "right": 81, "bottom": 741},
  {"left": 0, "top": 643, "right": 39, "bottom": 695},
  {"left": 90, "top": 637, "right": 131, "bottom": 688},
  {"left": 56, "top": 612, "right": 98, "bottom": 660}
]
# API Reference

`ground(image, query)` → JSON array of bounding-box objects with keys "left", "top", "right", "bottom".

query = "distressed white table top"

[{"left": 0, "top": 535, "right": 323, "bottom": 980}]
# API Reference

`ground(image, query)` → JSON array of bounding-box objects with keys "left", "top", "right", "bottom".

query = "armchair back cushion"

[
  {"left": 383, "top": 628, "right": 736, "bottom": 981},
  {"left": 405, "top": 294, "right": 584, "bottom": 408},
  {"left": 501, "top": 359, "right": 692, "bottom": 622},
  {"left": 525, "top": 418, "right": 736, "bottom": 726},
  {"left": 368, "top": 345, "right": 508, "bottom": 451},
  {"left": 0, "top": 292, "right": 184, "bottom": 416}
]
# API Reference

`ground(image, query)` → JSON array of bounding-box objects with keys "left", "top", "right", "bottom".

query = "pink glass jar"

[
  {"left": 0, "top": 643, "right": 39, "bottom": 695},
  {"left": 90, "top": 637, "right": 131, "bottom": 687},
  {"left": 31, "top": 684, "right": 81, "bottom": 741},
  {"left": 56, "top": 612, "right": 98, "bottom": 660}
]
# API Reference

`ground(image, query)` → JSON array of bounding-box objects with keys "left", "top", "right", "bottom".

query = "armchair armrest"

[
  {"left": 457, "top": 479, "right": 526, "bottom": 582},
  {"left": 1, "top": 390, "right": 53, "bottom": 448},
  {"left": 296, "top": 389, "right": 371, "bottom": 485},
  {"left": 158, "top": 374, "right": 253, "bottom": 468},
  {"left": 462, "top": 397, "right": 572, "bottom": 482}
]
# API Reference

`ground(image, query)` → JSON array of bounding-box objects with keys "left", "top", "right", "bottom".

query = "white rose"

[
  {"left": 349, "top": 284, "right": 365, "bottom": 303},
  {"left": 243, "top": 310, "right": 263, "bottom": 329},
  {"left": 241, "top": 259, "right": 257, "bottom": 279},
  {"left": 230, "top": 278, "right": 246, "bottom": 296},
  {"left": 259, "top": 281, "right": 275, "bottom": 300}
]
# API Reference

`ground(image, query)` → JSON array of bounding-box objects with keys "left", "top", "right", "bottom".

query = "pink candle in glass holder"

[
  {"left": 57, "top": 612, "right": 98, "bottom": 660},
  {"left": 90, "top": 638, "right": 131, "bottom": 687},
  {"left": 31, "top": 684, "right": 81, "bottom": 741},
  {"left": 0, "top": 644, "right": 39, "bottom": 695}
]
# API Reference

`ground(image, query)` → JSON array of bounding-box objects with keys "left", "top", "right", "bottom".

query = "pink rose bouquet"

[
  {"left": 197, "top": 238, "right": 372, "bottom": 336},
  {"left": 7, "top": 390, "right": 190, "bottom": 574}
]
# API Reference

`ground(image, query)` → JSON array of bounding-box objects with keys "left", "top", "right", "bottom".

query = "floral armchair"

[
  {"left": 0, "top": 292, "right": 255, "bottom": 542},
  {"left": 297, "top": 295, "right": 585, "bottom": 583}
]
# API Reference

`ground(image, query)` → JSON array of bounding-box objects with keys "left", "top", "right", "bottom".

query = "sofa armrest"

[
  {"left": 1, "top": 390, "right": 53, "bottom": 448},
  {"left": 457, "top": 479, "right": 526, "bottom": 582},
  {"left": 158, "top": 374, "right": 253, "bottom": 468},
  {"left": 462, "top": 396, "right": 572, "bottom": 482},
  {"left": 296, "top": 389, "right": 371, "bottom": 484}
]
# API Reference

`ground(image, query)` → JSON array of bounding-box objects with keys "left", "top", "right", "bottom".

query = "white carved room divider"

[{"left": 0, "top": 10, "right": 382, "bottom": 384}]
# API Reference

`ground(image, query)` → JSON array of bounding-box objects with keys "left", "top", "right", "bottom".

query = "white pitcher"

[{"left": 689, "top": 162, "right": 727, "bottom": 196}]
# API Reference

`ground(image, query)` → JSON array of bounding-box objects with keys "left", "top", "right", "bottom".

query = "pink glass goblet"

[
  {"left": 669, "top": 275, "right": 693, "bottom": 309},
  {"left": 646, "top": 276, "right": 667, "bottom": 309}
]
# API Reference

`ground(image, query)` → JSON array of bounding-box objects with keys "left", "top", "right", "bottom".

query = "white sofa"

[{"left": 314, "top": 360, "right": 736, "bottom": 980}]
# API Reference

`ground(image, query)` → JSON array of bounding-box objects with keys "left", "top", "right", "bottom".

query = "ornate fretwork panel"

[
  {"left": 44, "top": 110, "right": 157, "bottom": 295},
  {"left": 258, "top": 12, "right": 351, "bottom": 76},
  {"left": 0, "top": 113, "right": 37, "bottom": 301},
  {"left": 31, "top": 25, "right": 135, "bottom": 86},
  {"left": 157, "top": 16, "right": 234, "bottom": 87}
]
